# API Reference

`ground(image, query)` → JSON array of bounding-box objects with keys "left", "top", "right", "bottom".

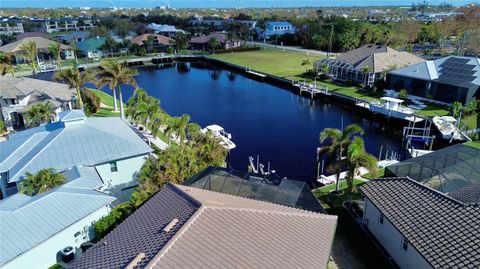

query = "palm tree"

[
  {"left": 20, "top": 40, "right": 38, "bottom": 73},
  {"left": 25, "top": 102, "right": 55, "bottom": 127},
  {"left": 345, "top": 137, "right": 377, "bottom": 203},
  {"left": 97, "top": 60, "right": 138, "bottom": 119},
  {"left": 301, "top": 58, "right": 311, "bottom": 73},
  {"left": 0, "top": 52, "right": 15, "bottom": 77},
  {"left": 208, "top": 37, "right": 221, "bottom": 53},
  {"left": 318, "top": 124, "right": 364, "bottom": 194},
  {"left": 19, "top": 168, "right": 66, "bottom": 196},
  {"left": 48, "top": 43, "right": 62, "bottom": 69},
  {"left": 69, "top": 40, "right": 80, "bottom": 64},
  {"left": 54, "top": 67, "right": 96, "bottom": 110},
  {"left": 175, "top": 114, "right": 190, "bottom": 143}
]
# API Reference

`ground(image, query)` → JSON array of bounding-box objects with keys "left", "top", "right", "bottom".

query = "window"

[
  {"left": 379, "top": 213, "right": 384, "bottom": 224},
  {"left": 402, "top": 238, "right": 409, "bottom": 252},
  {"left": 110, "top": 162, "right": 118, "bottom": 172}
]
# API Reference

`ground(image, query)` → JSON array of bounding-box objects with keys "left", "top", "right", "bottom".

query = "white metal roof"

[
  {"left": 381, "top": 97, "right": 404, "bottom": 103},
  {"left": 205, "top": 124, "right": 224, "bottom": 132}
]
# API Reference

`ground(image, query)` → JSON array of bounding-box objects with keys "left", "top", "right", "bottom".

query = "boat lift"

[{"left": 402, "top": 116, "right": 435, "bottom": 158}]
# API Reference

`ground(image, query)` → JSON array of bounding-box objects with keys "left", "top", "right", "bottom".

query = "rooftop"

[
  {"left": 0, "top": 37, "right": 70, "bottom": 53},
  {"left": 131, "top": 34, "right": 172, "bottom": 46},
  {"left": 70, "top": 184, "right": 337, "bottom": 269},
  {"left": 360, "top": 177, "right": 480, "bottom": 269},
  {"left": 76, "top": 37, "right": 106, "bottom": 52}
]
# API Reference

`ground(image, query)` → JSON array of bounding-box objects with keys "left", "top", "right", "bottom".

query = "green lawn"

[
  {"left": 461, "top": 113, "right": 479, "bottom": 130},
  {"left": 416, "top": 105, "right": 450, "bottom": 117},
  {"left": 465, "top": 141, "right": 480, "bottom": 149},
  {"left": 313, "top": 179, "right": 367, "bottom": 209},
  {"left": 89, "top": 89, "right": 120, "bottom": 117},
  {"left": 209, "top": 49, "right": 323, "bottom": 79}
]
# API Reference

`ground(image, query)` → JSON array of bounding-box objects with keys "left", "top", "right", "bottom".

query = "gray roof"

[
  {"left": 0, "top": 110, "right": 152, "bottom": 182},
  {"left": 0, "top": 171, "right": 115, "bottom": 267},
  {"left": 388, "top": 56, "right": 480, "bottom": 88},
  {"left": 70, "top": 184, "right": 337, "bottom": 269},
  {"left": 360, "top": 178, "right": 480, "bottom": 269},
  {"left": 0, "top": 37, "right": 70, "bottom": 53},
  {"left": 0, "top": 75, "right": 75, "bottom": 107}
]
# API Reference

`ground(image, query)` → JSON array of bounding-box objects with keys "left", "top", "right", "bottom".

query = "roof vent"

[
  {"left": 163, "top": 218, "right": 179, "bottom": 232},
  {"left": 125, "top": 252, "right": 145, "bottom": 269}
]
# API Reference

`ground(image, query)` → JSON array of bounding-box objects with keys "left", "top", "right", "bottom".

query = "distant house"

[
  {"left": 256, "top": 21, "right": 296, "bottom": 40},
  {"left": 69, "top": 184, "right": 338, "bottom": 269},
  {"left": 360, "top": 177, "right": 480, "bottom": 269},
  {"left": 314, "top": 44, "right": 425, "bottom": 87},
  {"left": 56, "top": 31, "right": 89, "bottom": 44},
  {"left": 387, "top": 56, "right": 480, "bottom": 104},
  {"left": 0, "top": 166, "right": 116, "bottom": 269},
  {"left": 0, "top": 36, "right": 74, "bottom": 63},
  {"left": 0, "top": 110, "right": 152, "bottom": 200},
  {"left": 189, "top": 33, "right": 241, "bottom": 50},
  {"left": 42, "top": 18, "right": 97, "bottom": 33},
  {"left": 131, "top": 34, "right": 173, "bottom": 52},
  {"left": 76, "top": 37, "right": 106, "bottom": 59},
  {"left": 15, "top": 32, "right": 46, "bottom": 41},
  {"left": 0, "top": 75, "right": 75, "bottom": 130},
  {"left": 146, "top": 23, "right": 186, "bottom": 37},
  {"left": 0, "top": 22, "right": 24, "bottom": 35}
]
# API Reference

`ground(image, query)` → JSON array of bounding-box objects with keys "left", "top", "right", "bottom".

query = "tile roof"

[
  {"left": 0, "top": 184, "right": 115, "bottom": 267},
  {"left": 360, "top": 178, "right": 480, "bottom": 269},
  {"left": 70, "top": 184, "right": 337, "bottom": 269},
  {"left": 0, "top": 37, "right": 70, "bottom": 53},
  {"left": 131, "top": 34, "right": 172, "bottom": 46},
  {"left": 0, "top": 111, "right": 152, "bottom": 182},
  {"left": 0, "top": 75, "right": 75, "bottom": 101},
  {"left": 189, "top": 33, "right": 228, "bottom": 44}
]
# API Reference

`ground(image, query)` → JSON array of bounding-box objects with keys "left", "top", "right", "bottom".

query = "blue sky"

[{"left": 0, "top": 0, "right": 475, "bottom": 8}]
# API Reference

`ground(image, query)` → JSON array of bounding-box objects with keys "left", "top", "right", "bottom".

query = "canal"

[{"left": 107, "top": 62, "right": 402, "bottom": 181}]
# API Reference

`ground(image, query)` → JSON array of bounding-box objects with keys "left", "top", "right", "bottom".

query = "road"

[{"left": 246, "top": 41, "right": 332, "bottom": 56}]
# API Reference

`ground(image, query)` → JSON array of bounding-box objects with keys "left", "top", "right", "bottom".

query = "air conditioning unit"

[{"left": 60, "top": 246, "right": 75, "bottom": 263}]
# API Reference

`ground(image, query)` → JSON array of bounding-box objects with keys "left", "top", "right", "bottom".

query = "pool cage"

[
  {"left": 183, "top": 166, "right": 325, "bottom": 213},
  {"left": 315, "top": 58, "right": 376, "bottom": 87},
  {"left": 385, "top": 144, "right": 480, "bottom": 194}
]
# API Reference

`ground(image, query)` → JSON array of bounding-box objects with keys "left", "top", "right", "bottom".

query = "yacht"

[
  {"left": 201, "top": 124, "right": 236, "bottom": 150},
  {"left": 432, "top": 116, "right": 468, "bottom": 141},
  {"left": 369, "top": 97, "right": 419, "bottom": 121}
]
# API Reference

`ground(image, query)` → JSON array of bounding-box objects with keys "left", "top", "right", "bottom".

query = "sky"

[{"left": 0, "top": 0, "right": 475, "bottom": 8}]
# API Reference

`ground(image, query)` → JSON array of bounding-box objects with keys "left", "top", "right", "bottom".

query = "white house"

[
  {"left": 0, "top": 110, "right": 152, "bottom": 200},
  {"left": 0, "top": 75, "right": 75, "bottom": 130},
  {"left": 0, "top": 166, "right": 116, "bottom": 269},
  {"left": 360, "top": 178, "right": 480, "bottom": 269}
]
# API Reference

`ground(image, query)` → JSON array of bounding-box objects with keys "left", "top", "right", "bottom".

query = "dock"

[
  {"left": 292, "top": 80, "right": 331, "bottom": 99},
  {"left": 245, "top": 67, "right": 267, "bottom": 78}
]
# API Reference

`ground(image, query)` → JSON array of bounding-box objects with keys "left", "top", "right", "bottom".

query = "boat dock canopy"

[{"left": 381, "top": 96, "right": 404, "bottom": 103}]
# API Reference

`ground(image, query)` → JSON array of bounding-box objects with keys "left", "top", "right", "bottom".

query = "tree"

[
  {"left": 81, "top": 89, "right": 101, "bottom": 116},
  {"left": 398, "top": 89, "right": 409, "bottom": 100},
  {"left": 345, "top": 137, "right": 377, "bottom": 203},
  {"left": 208, "top": 37, "right": 221, "bottom": 53},
  {"left": 146, "top": 35, "right": 155, "bottom": 54},
  {"left": 0, "top": 52, "right": 15, "bottom": 77},
  {"left": 48, "top": 43, "right": 61, "bottom": 68},
  {"left": 25, "top": 102, "right": 54, "bottom": 127},
  {"left": 318, "top": 124, "right": 364, "bottom": 194},
  {"left": 301, "top": 58, "right": 311, "bottom": 73},
  {"left": 54, "top": 67, "right": 96, "bottom": 110},
  {"left": 18, "top": 168, "right": 66, "bottom": 196},
  {"left": 450, "top": 101, "right": 463, "bottom": 118},
  {"left": 173, "top": 32, "right": 189, "bottom": 52},
  {"left": 20, "top": 40, "right": 38, "bottom": 73},
  {"left": 97, "top": 60, "right": 138, "bottom": 119}
]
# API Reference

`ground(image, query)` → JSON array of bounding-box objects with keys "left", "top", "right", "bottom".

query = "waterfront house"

[
  {"left": 0, "top": 166, "right": 116, "bottom": 269},
  {"left": 256, "top": 21, "right": 296, "bottom": 40},
  {"left": 184, "top": 166, "right": 326, "bottom": 212},
  {"left": 69, "top": 183, "right": 338, "bottom": 269},
  {"left": 0, "top": 36, "right": 75, "bottom": 63},
  {"left": 56, "top": 31, "right": 89, "bottom": 44},
  {"left": 360, "top": 177, "right": 480, "bottom": 269},
  {"left": 314, "top": 44, "right": 424, "bottom": 87},
  {"left": 76, "top": 37, "right": 106, "bottom": 59},
  {"left": 387, "top": 56, "right": 480, "bottom": 104},
  {"left": 0, "top": 75, "right": 76, "bottom": 130},
  {"left": 131, "top": 34, "right": 173, "bottom": 52},
  {"left": 189, "top": 33, "right": 241, "bottom": 50},
  {"left": 0, "top": 110, "right": 152, "bottom": 200},
  {"left": 146, "top": 23, "right": 186, "bottom": 37}
]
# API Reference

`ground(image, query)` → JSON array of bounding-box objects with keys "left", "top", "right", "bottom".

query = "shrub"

[
  {"left": 18, "top": 168, "right": 65, "bottom": 196},
  {"left": 398, "top": 89, "right": 408, "bottom": 100},
  {"left": 81, "top": 89, "right": 101, "bottom": 116},
  {"left": 94, "top": 202, "right": 135, "bottom": 239}
]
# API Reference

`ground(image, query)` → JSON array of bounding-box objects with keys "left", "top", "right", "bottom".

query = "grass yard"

[
  {"left": 89, "top": 89, "right": 120, "bottom": 117},
  {"left": 416, "top": 105, "right": 450, "bottom": 117},
  {"left": 210, "top": 49, "right": 323, "bottom": 79},
  {"left": 465, "top": 141, "right": 480, "bottom": 149},
  {"left": 313, "top": 179, "right": 366, "bottom": 209},
  {"left": 461, "top": 113, "right": 480, "bottom": 130}
]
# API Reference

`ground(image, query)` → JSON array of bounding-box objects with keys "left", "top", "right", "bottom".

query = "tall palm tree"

[
  {"left": 301, "top": 58, "right": 311, "bottom": 73},
  {"left": 19, "top": 168, "right": 66, "bottom": 196},
  {"left": 97, "top": 60, "right": 138, "bottom": 119},
  {"left": 318, "top": 124, "right": 364, "bottom": 194},
  {"left": 208, "top": 37, "right": 221, "bottom": 53},
  {"left": 0, "top": 52, "right": 15, "bottom": 77},
  {"left": 175, "top": 114, "right": 190, "bottom": 143},
  {"left": 48, "top": 43, "right": 62, "bottom": 69},
  {"left": 69, "top": 40, "right": 80, "bottom": 64},
  {"left": 20, "top": 40, "right": 38, "bottom": 73},
  {"left": 25, "top": 102, "right": 55, "bottom": 127},
  {"left": 54, "top": 67, "right": 96, "bottom": 110},
  {"left": 345, "top": 137, "right": 377, "bottom": 203}
]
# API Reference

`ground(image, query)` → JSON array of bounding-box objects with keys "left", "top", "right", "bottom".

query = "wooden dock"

[{"left": 292, "top": 81, "right": 330, "bottom": 99}]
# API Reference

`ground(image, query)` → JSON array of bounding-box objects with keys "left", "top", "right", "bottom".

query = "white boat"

[
  {"left": 432, "top": 116, "right": 465, "bottom": 140},
  {"left": 201, "top": 124, "right": 236, "bottom": 150},
  {"left": 369, "top": 97, "right": 418, "bottom": 121}
]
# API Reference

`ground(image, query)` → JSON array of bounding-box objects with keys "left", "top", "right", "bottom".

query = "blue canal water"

[{"left": 98, "top": 63, "right": 402, "bottom": 181}]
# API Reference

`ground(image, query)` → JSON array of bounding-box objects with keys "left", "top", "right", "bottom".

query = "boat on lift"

[
  {"left": 369, "top": 97, "right": 420, "bottom": 122},
  {"left": 201, "top": 124, "right": 236, "bottom": 150},
  {"left": 432, "top": 116, "right": 470, "bottom": 141}
]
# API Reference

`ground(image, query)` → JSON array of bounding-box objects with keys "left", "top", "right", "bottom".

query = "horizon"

[{"left": 0, "top": 0, "right": 476, "bottom": 8}]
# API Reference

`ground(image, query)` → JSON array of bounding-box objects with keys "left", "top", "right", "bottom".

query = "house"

[
  {"left": 146, "top": 23, "right": 186, "bottom": 37},
  {"left": 56, "top": 31, "right": 89, "bottom": 44},
  {"left": 131, "top": 34, "right": 173, "bottom": 52},
  {"left": 387, "top": 56, "right": 480, "bottom": 104},
  {"left": 15, "top": 32, "right": 46, "bottom": 41},
  {"left": 315, "top": 44, "right": 425, "bottom": 87},
  {"left": 256, "top": 21, "right": 296, "bottom": 40},
  {"left": 0, "top": 110, "right": 152, "bottom": 200},
  {"left": 76, "top": 37, "right": 106, "bottom": 59},
  {"left": 0, "top": 22, "right": 24, "bottom": 35},
  {"left": 0, "top": 166, "right": 116, "bottom": 269},
  {"left": 0, "top": 36, "right": 74, "bottom": 63},
  {"left": 360, "top": 177, "right": 480, "bottom": 269},
  {"left": 184, "top": 166, "right": 326, "bottom": 212},
  {"left": 189, "top": 33, "right": 241, "bottom": 50},
  {"left": 0, "top": 75, "right": 76, "bottom": 130},
  {"left": 42, "top": 18, "right": 96, "bottom": 33},
  {"left": 69, "top": 183, "right": 338, "bottom": 269}
]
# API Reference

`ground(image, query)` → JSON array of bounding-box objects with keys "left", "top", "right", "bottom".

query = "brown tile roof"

[
  {"left": 131, "top": 34, "right": 172, "bottom": 46},
  {"left": 0, "top": 37, "right": 70, "bottom": 53},
  {"left": 189, "top": 33, "right": 228, "bottom": 44}
]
